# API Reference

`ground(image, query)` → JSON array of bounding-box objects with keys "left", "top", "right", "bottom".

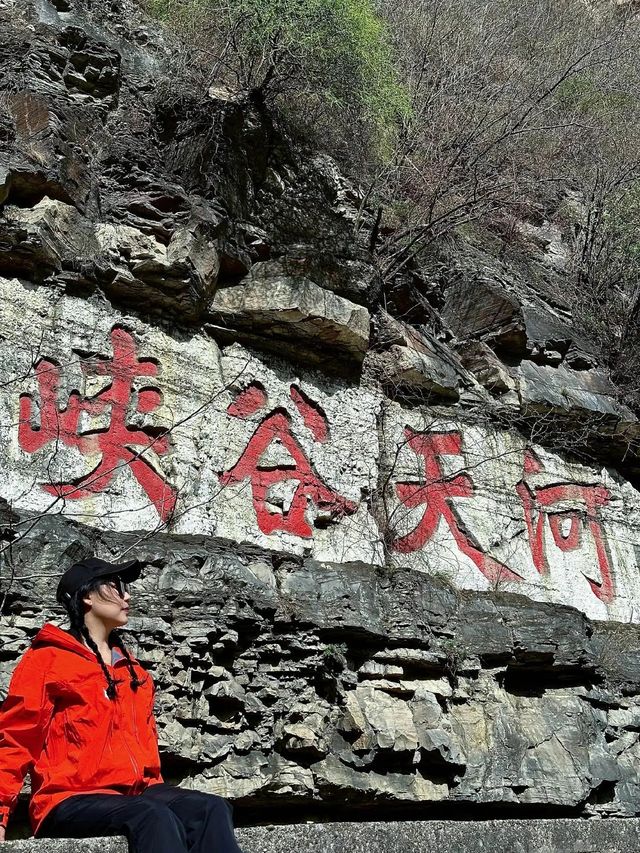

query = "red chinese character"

[
  {"left": 219, "top": 383, "right": 356, "bottom": 537},
  {"left": 19, "top": 327, "right": 177, "bottom": 521},
  {"left": 392, "top": 427, "right": 522, "bottom": 584},
  {"left": 516, "top": 450, "right": 614, "bottom": 603}
]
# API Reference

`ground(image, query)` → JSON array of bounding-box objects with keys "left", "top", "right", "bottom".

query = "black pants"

[{"left": 40, "top": 783, "right": 243, "bottom": 853}]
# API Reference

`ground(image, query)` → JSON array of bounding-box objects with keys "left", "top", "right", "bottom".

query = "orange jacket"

[{"left": 0, "top": 623, "right": 163, "bottom": 835}]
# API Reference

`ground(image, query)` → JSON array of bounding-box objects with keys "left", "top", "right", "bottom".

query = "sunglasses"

[{"left": 104, "top": 577, "right": 131, "bottom": 598}]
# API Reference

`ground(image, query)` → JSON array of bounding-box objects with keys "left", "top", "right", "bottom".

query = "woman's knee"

[
  {"left": 171, "top": 789, "right": 226, "bottom": 806},
  {"left": 125, "top": 797, "right": 185, "bottom": 833},
  {"left": 202, "top": 792, "right": 232, "bottom": 813},
  {"left": 183, "top": 790, "right": 233, "bottom": 819}
]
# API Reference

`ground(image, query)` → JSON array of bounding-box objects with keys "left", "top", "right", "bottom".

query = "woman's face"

[{"left": 84, "top": 579, "right": 131, "bottom": 630}]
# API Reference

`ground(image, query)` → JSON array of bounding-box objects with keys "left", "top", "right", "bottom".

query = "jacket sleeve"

[{"left": 0, "top": 648, "right": 54, "bottom": 830}]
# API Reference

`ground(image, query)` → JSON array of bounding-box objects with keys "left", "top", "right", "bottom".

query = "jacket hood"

[{"left": 32, "top": 622, "right": 96, "bottom": 661}]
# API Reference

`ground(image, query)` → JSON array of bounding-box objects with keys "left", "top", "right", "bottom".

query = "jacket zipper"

[
  {"left": 97, "top": 707, "right": 114, "bottom": 770},
  {"left": 112, "top": 662, "right": 143, "bottom": 791},
  {"left": 129, "top": 683, "right": 143, "bottom": 791},
  {"left": 122, "top": 707, "right": 142, "bottom": 791}
]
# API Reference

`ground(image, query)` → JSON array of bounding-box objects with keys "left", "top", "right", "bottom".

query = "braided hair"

[
  {"left": 61, "top": 577, "right": 145, "bottom": 700},
  {"left": 111, "top": 634, "right": 146, "bottom": 692}
]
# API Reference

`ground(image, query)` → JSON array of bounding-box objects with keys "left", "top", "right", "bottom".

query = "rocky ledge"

[
  {"left": 6, "top": 819, "right": 640, "bottom": 853},
  {"left": 4, "top": 513, "right": 640, "bottom": 824}
]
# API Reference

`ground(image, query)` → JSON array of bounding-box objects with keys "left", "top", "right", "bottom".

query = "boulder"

[
  {"left": 515, "top": 360, "right": 634, "bottom": 424},
  {"left": 367, "top": 311, "right": 462, "bottom": 399},
  {"left": 442, "top": 278, "right": 593, "bottom": 367},
  {"left": 208, "top": 261, "right": 370, "bottom": 365},
  {"left": 0, "top": 200, "right": 219, "bottom": 318},
  {"left": 455, "top": 340, "right": 515, "bottom": 394},
  {"left": 0, "top": 198, "right": 95, "bottom": 279}
]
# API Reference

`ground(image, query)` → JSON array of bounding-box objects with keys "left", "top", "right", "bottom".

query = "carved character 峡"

[{"left": 18, "top": 327, "right": 177, "bottom": 521}]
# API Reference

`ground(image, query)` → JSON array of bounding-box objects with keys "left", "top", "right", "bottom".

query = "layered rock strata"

[
  {"left": 4, "top": 513, "right": 640, "bottom": 825},
  {"left": 3, "top": 0, "right": 640, "bottom": 837}
]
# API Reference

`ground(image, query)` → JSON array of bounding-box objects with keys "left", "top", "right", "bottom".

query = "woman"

[{"left": 0, "top": 556, "right": 243, "bottom": 853}]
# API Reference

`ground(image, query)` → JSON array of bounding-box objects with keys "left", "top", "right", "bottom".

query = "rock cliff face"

[{"left": 3, "top": 0, "right": 640, "bottom": 837}]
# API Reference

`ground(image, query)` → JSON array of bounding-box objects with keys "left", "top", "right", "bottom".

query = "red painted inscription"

[
  {"left": 219, "top": 384, "right": 356, "bottom": 537},
  {"left": 516, "top": 450, "right": 614, "bottom": 602},
  {"left": 18, "top": 327, "right": 177, "bottom": 521},
  {"left": 392, "top": 427, "right": 522, "bottom": 585}
]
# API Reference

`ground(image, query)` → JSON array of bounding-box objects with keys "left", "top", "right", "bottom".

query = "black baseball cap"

[{"left": 56, "top": 557, "right": 142, "bottom": 603}]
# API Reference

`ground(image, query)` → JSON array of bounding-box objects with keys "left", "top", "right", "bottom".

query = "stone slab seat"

[{"left": 5, "top": 819, "right": 640, "bottom": 852}]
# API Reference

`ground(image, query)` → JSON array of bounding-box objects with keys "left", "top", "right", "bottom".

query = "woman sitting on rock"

[{"left": 0, "top": 556, "right": 243, "bottom": 853}]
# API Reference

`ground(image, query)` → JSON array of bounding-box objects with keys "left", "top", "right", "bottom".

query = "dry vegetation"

[
  {"left": 375, "top": 0, "right": 640, "bottom": 400},
  {"left": 145, "top": 0, "right": 640, "bottom": 399}
]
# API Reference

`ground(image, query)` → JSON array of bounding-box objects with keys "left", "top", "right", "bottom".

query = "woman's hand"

[{"left": 0, "top": 824, "right": 5, "bottom": 841}]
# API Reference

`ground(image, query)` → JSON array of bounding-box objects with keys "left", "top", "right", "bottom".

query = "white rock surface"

[{"left": 3, "top": 278, "right": 640, "bottom": 620}]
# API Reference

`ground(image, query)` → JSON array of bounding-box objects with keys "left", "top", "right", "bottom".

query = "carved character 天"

[{"left": 392, "top": 427, "right": 522, "bottom": 585}]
